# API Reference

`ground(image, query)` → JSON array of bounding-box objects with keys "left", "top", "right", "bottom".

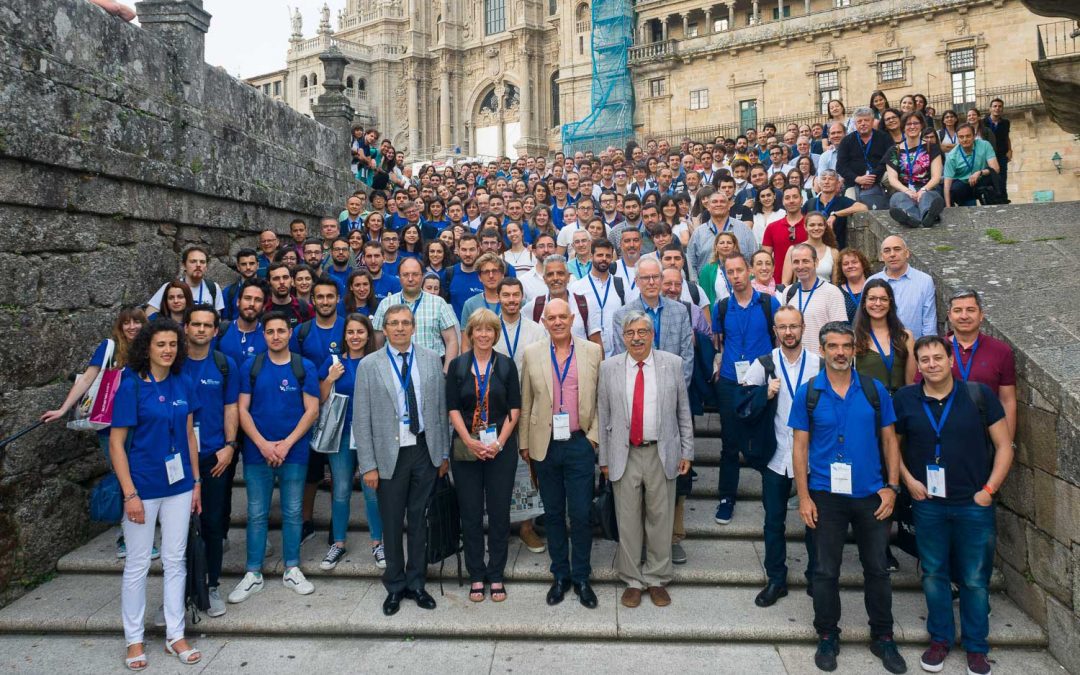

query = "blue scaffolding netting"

[{"left": 561, "top": 0, "right": 635, "bottom": 154}]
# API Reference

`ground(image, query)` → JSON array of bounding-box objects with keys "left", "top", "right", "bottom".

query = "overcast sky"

[{"left": 200, "top": 0, "right": 347, "bottom": 79}]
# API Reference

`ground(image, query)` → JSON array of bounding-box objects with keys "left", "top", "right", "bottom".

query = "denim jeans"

[
  {"left": 534, "top": 431, "right": 595, "bottom": 584},
  {"left": 811, "top": 490, "right": 893, "bottom": 638},
  {"left": 760, "top": 467, "right": 816, "bottom": 587},
  {"left": 244, "top": 461, "right": 306, "bottom": 571},
  {"left": 715, "top": 378, "right": 745, "bottom": 502},
  {"left": 198, "top": 453, "right": 229, "bottom": 587},
  {"left": 912, "top": 499, "right": 996, "bottom": 653},
  {"left": 327, "top": 435, "right": 358, "bottom": 544}
]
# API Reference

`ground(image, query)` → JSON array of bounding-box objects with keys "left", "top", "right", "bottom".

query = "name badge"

[
  {"left": 193, "top": 425, "right": 201, "bottom": 454},
  {"left": 480, "top": 425, "right": 499, "bottom": 447},
  {"left": 165, "top": 451, "right": 185, "bottom": 485},
  {"left": 552, "top": 413, "right": 571, "bottom": 441},
  {"left": 830, "top": 461, "right": 853, "bottom": 495},
  {"left": 735, "top": 360, "right": 752, "bottom": 383},
  {"left": 926, "top": 465, "right": 947, "bottom": 498}
]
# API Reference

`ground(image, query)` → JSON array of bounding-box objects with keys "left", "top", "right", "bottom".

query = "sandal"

[
  {"left": 468, "top": 582, "right": 486, "bottom": 603},
  {"left": 165, "top": 637, "right": 201, "bottom": 665},
  {"left": 490, "top": 583, "right": 507, "bottom": 603},
  {"left": 125, "top": 644, "right": 147, "bottom": 671}
]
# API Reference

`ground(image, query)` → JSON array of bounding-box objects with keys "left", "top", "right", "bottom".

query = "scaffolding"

[{"left": 561, "top": 0, "right": 635, "bottom": 154}]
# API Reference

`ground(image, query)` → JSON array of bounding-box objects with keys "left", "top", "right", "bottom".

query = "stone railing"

[{"left": 628, "top": 39, "right": 676, "bottom": 62}]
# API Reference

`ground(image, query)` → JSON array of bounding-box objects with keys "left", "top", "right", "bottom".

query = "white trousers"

[{"left": 120, "top": 490, "right": 191, "bottom": 645}]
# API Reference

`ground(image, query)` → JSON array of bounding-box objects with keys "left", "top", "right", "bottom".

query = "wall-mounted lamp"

[{"left": 1051, "top": 152, "right": 1063, "bottom": 174}]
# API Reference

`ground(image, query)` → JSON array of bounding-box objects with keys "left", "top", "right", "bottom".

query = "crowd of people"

[{"left": 44, "top": 97, "right": 1020, "bottom": 674}]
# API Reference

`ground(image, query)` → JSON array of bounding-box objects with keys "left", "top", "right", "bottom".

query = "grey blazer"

[
  {"left": 353, "top": 344, "right": 450, "bottom": 478},
  {"left": 597, "top": 350, "right": 695, "bottom": 482}
]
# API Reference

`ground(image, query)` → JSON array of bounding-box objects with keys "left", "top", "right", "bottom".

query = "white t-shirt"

[{"left": 148, "top": 279, "right": 224, "bottom": 313}]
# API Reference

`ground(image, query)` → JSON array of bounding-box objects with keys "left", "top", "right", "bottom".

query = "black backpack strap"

[
  {"left": 212, "top": 350, "right": 229, "bottom": 384},
  {"left": 290, "top": 353, "right": 306, "bottom": 387},
  {"left": 612, "top": 276, "right": 625, "bottom": 304},
  {"left": 249, "top": 352, "right": 266, "bottom": 389}
]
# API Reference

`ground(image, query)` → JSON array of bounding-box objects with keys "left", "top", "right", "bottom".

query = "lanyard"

[
  {"left": 959, "top": 147, "right": 976, "bottom": 174},
  {"left": 870, "top": 330, "right": 894, "bottom": 378},
  {"left": 902, "top": 138, "right": 923, "bottom": 186},
  {"left": 797, "top": 279, "right": 821, "bottom": 314},
  {"left": 778, "top": 350, "right": 807, "bottom": 399},
  {"left": 921, "top": 386, "right": 957, "bottom": 464},
  {"left": 642, "top": 299, "right": 663, "bottom": 348},
  {"left": 550, "top": 342, "right": 575, "bottom": 412},
  {"left": 147, "top": 373, "right": 176, "bottom": 444},
  {"left": 953, "top": 336, "right": 979, "bottom": 381},
  {"left": 386, "top": 347, "right": 414, "bottom": 414},
  {"left": 843, "top": 282, "right": 861, "bottom": 309},
  {"left": 501, "top": 319, "right": 521, "bottom": 361},
  {"left": 472, "top": 356, "right": 493, "bottom": 423},
  {"left": 858, "top": 134, "right": 874, "bottom": 173}
]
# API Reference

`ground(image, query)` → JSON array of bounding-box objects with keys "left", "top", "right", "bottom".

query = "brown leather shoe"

[
  {"left": 620, "top": 587, "right": 642, "bottom": 608},
  {"left": 647, "top": 586, "right": 671, "bottom": 607}
]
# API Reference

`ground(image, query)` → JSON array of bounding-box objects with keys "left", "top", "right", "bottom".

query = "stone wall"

[
  {"left": 0, "top": 0, "right": 354, "bottom": 604},
  {"left": 851, "top": 204, "right": 1080, "bottom": 674}
]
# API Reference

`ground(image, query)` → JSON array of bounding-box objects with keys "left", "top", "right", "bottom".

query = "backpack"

[
  {"left": 531, "top": 293, "right": 591, "bottom": 327},
  {"left": 716, "top": 293, "right": 775, "bottom": 338},
  {"left": 249, "top": 352, "right": 306, "bottom": 390},
  {"left": 806, "top": 373, "right": 885, "bottom": 481}
]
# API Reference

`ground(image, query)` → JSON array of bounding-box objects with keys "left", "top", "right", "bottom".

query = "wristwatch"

[{"left": 887, "top": 483, "right": 901, "bottom": 495}]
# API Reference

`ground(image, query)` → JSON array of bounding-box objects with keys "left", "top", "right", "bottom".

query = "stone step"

[
  {"left": 0, "top": 573, "right": 1046, "bottom": 647},
  {"left": 60, "top": 528, "right": 1002, "bottom": 592},
  {"left": 0, "top": 634, "right": 1063, "bottom": 675}
]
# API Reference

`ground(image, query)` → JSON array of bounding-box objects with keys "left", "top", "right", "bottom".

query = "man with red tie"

[{"left": 598, "top": 310, "right": 695, "bottom": 609}]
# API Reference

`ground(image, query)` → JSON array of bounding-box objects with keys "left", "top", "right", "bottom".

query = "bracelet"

[
  {"left": 982, "top": 483, "right": 996, "bottom": 496},
  {"left": 123, "top": 491, "right": 139, "bottom": 502}
]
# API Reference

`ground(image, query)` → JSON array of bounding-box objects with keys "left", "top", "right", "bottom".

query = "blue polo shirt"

[
  {"left": 111, "top": 370, "right": 201, "bottom": 499},
  {"left": 215, "top": 322, "right": 267, "bottom": 366},
  {"left": 893, "top": 381, "right": 1004, "bottom": 504},
  {"left": 239, "top": 356, "right": 320, "bottom": 466},
  {"left": 181, "top": 353, "right": 239, "bottom": 455},
  {"left": 712, "top": 291, "right": 780, "bottom": 381},
  {"left": 290, "top": 316, "right": 346, "bottom": 366},
  {"left": 788, "top": 371, "right": 896, "bottom": 498}
]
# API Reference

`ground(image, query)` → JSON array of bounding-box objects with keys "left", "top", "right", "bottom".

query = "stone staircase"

[{"left": 0, "top": 429, "right": 1065, "bottom": 674}]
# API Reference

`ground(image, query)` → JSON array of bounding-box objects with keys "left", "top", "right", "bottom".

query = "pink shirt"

[{"left": 551, "top": 348, "right": 581, "bottom": 433}]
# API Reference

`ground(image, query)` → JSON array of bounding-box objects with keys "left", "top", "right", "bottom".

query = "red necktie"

[{"left": 630, "top": 361, "right": 645, "bottom": 446}]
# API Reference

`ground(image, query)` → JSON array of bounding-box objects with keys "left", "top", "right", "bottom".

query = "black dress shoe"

[
  {"left": 403, "top": 588, "right": 437, "bottom": 610},
  {"left": 754, "top": 583, "right": 789, "bottom": 608},
  {"left": 573, "top": 582, "right": 598, "bottom": 609},
  {"left": 546, "top": 578, "right": 571, "bottom": 606},
  {"left": 383, "top": 591, "right": 403, "bottom": 616}
]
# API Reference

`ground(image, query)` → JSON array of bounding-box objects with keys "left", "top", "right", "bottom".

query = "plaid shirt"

[{"left": 372, "top": 291, "right": 458, "bottom": 356}]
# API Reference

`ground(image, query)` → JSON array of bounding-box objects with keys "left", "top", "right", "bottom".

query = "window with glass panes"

[
  {"left": 817, "top": 71, "right": 839, "bottom": 114},
  {"left": 485, "top": 0, "right": 506, "bottom": 35},
  {"left": 879, "top": 59, "right": 904, "bottom": 83},
  {"left": 948, "top": 48, "right": 976, "bottom": 107},
  {"left": 690, "top": 89, "right": 708, "bottom": 110}
]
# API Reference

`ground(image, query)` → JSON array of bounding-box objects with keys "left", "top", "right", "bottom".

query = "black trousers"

[
  {"left": 377, "top": 435, "right": 437, "bottom": 594},
  {"left": 810, "top": 490, "right": 894, "bottom": 639},
  {"left": 451, "top": 443, "right": 517, "bottom": 583}
]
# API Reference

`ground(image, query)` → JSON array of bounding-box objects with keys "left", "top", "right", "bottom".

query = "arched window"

[
  {"left": 550, "top": 71, "right": 560, "bottom": 127},
  {"left": 346, "top": 76, "right": 354, "bottom": 89},
  {"left": 311, "top": 73, "right": 318, "bottom": 87},
  {"left": 300, "top": 75, "right": 308, "bottom": 88}
]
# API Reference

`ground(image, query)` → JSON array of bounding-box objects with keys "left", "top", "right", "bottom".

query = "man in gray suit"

[
  {"left": 599, "top": 310, "right": 694, "bottom": 609},
  {"left": 354, "top": 304, "right": 450, "bottom": 616}
]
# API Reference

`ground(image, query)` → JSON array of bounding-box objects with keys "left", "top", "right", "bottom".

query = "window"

[
  {"left": 690, "top": 89, "right": 709, "bottom": 110},
  {"left": 484, "top": 0, "right": 506, "bottom": 35},
  {"left": 739, "top": 99, "right": 758, "bottom": 131},
  {"left": 273, "top": 81, "right": 281, "bottom": 96},
  {"left": 649, "top": 78, "right": 666, "bottom": 98},
  {"left": 817, "top": 70, "right": 839, "bottom": 114},
  {"left": 713, "top": 18, "right": 729, "bottom": 32},
  {"left": 948, "top": 48, "right": 976, "bottom": 107},
  {"left": 686, "top": 23, "right": 698, "bottom": 38},
  {"left": 771, "top": 5, "right": 791, "bottom": 20},
  {"left": 878, "top": 59, "right": 904, "bottom": 83},
  {"left": 551, "top": 71, "right": 561, "bottom": 127}
]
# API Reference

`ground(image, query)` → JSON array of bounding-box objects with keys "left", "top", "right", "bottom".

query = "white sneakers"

[
  {"left": 227, "top": 572, "right": 264, "bottom": 603},
  {"left": 282, "top": 567, "right": 315, "bottom": 595}
]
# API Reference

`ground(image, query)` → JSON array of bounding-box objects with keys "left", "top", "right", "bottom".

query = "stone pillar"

[
  {"left": 728, "top": 2, "right": 735, "bottom": 28},
  {"left": 407, "top": 75, "right": 420, "bottom": 157},
  {"left": 311, "top": 46, "right": 356, "bottom": 174},
  {"left": 135, "top": 0, "right": 210, "bottom": 102},
  {"left": 440, "top": 67, "right": 452, "bottom": 153}
]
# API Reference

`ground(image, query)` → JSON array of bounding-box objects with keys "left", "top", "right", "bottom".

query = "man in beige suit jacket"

[
  {"left": 519, "top": 299, "right": 602, "bottom": 609},
  {"left": 598, "top": 310, "right": 694, "bottom": 609}
]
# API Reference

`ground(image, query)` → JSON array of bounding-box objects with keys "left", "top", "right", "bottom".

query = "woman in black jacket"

[{"left": 446, "top": 309, "right": 521, "bottom": 603}]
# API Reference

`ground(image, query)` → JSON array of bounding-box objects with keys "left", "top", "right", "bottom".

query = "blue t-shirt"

[
  {"left": 111, "top": 370, "right": 202, "bottom": 499},
  {"left": 215, "top": 322, "right": 267, "bottom": 366},
  {"left": 892, "top": 382, "right": 1004, "bottom": 504},
  {"left": 712, "top": 292, "right": 780, "bottom": 381},
  {"left": 449, "top": 264, "right": 483, "bottom": 320},
  {"left": 318, "top": 354, "right": 364, "bottom": 429},
  {"left": 788, "top": 371, "right": 896, "bottom": 498},
  {"left": 239, "top": 356, "right": 320, "bottom": 466},
  {"left": 290, "top": 316, "right": 346, "bottom": 366},
  {"left": 371, "top": 273, "right": 402, "bottom": 302},
  {"left": 181, "top": 353, "right": 239, "bottom": 454}
]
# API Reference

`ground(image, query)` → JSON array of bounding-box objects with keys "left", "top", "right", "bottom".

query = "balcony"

[
  {"left": 1033, "top": 19, "right": 1080, "bottom": 133},
  {"left": 628, "top": 39, "right": 676, "bottom": 62}
]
